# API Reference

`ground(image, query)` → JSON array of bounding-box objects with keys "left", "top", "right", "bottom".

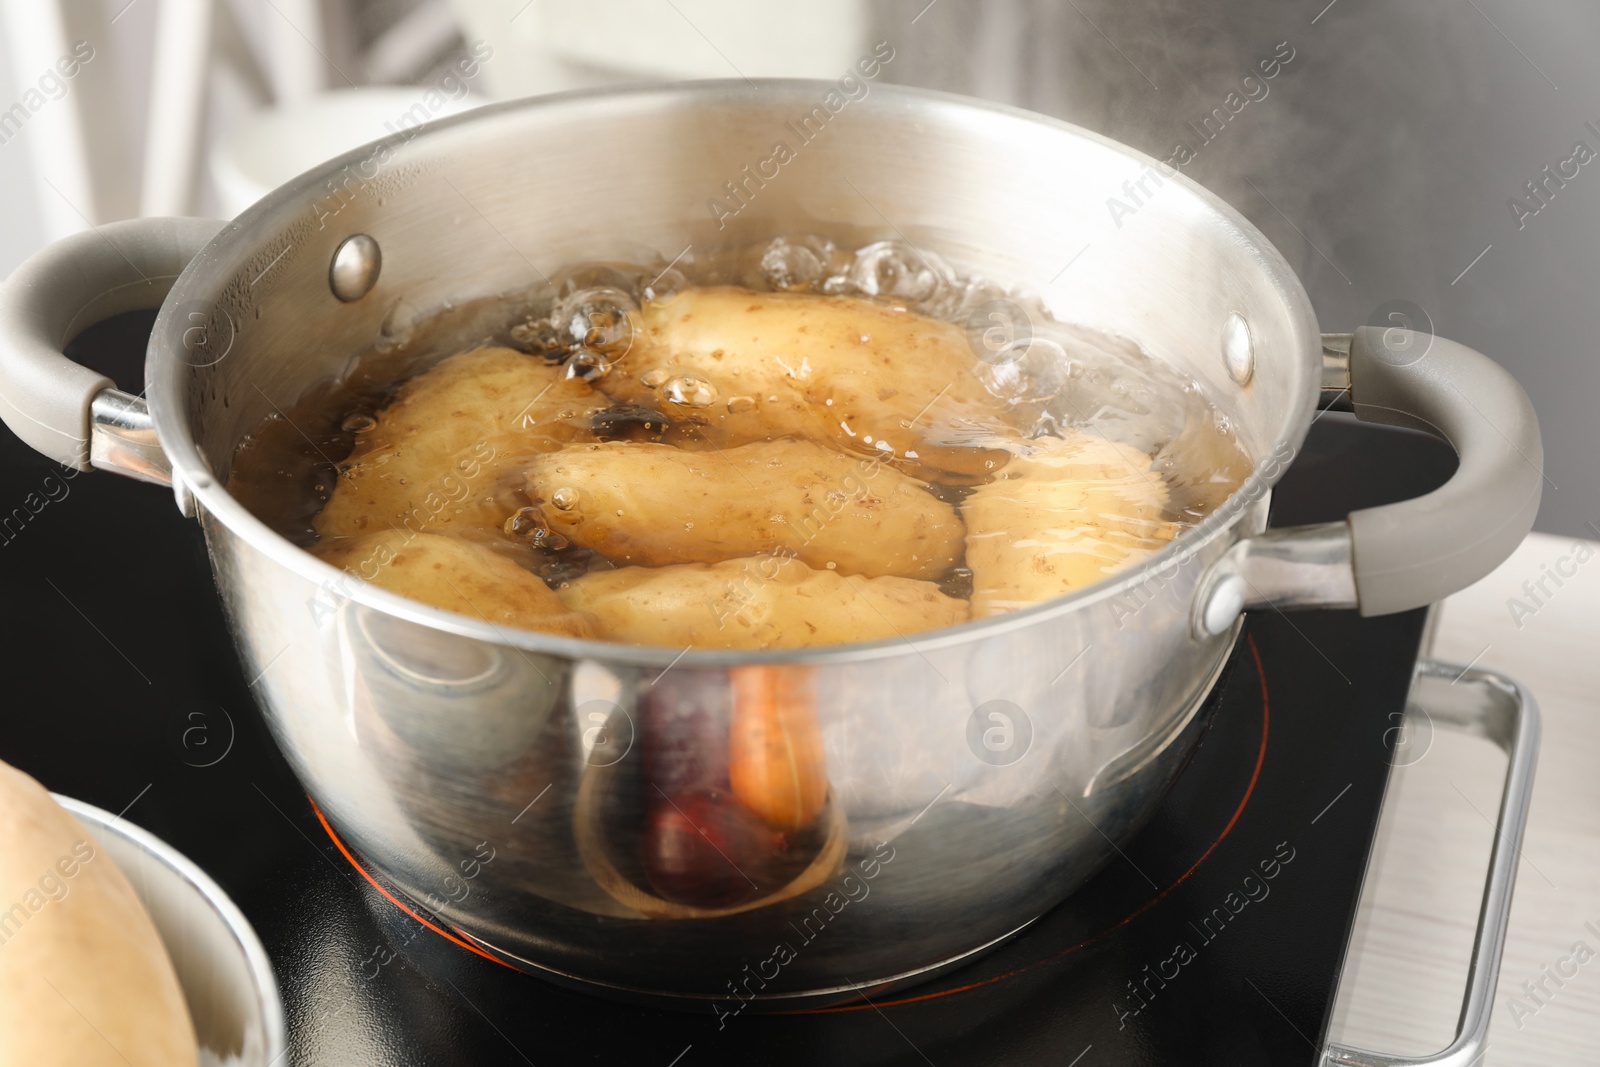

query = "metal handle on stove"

[{"left": 1322, "top": 658, "right": 1540, "bottom": 1067}]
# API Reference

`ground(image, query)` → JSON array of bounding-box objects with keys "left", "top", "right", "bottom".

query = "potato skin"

[
  {"left": 316, "top": 530, "right": 593, "bottom": 637},
  {"left": 607, "top": 287, "right": 1014, "bottom": 476},
  {"left": 526, "top": 438, "right": 964, "bottom": 579},
  {"left": 555, "top": 556, "right": 968, "bottom": 649},
  {"left": 964, "top": 433, "right": 1177, "bottom": 618},
  {"left": 316, "top": 347, "right": 603, "bottom": 541},
  {"left": 0, "top": 761, "right": 198, "bottom": 1067}
]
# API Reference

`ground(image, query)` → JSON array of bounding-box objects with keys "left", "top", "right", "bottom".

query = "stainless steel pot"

[{"left": 0, "top": 82, "right": 1541, "bottom": 1009}]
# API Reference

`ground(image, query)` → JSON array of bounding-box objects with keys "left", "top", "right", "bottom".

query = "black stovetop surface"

[{"left": 0, "top": 313, "right": 1456, "bottom": 1066}]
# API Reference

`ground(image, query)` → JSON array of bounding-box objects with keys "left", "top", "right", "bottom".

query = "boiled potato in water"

[
  {"left": 556, "top": 556, "right": 968, "bottom": 649},
  {"left": 964, "top": 433, "right": 1178, "bottom": 618},
  {"left": 316, "top": 346, "right": 603, "bottom": 541},
  {"left": 606, "top": 287, "right": 1015, "bottom": 477},
  {"left": 317, "top": 530, "right": 592, "bottom": 636},
  {"left": 227, "top": 244, "right": 1255, "bottom": 649},
  {"left": 525, "top": 438, "right": 964, "bottom": 579}
]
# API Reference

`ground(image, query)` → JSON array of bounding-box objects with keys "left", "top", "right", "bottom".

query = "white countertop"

[{"left": 1328, "top": 531, "right": 1600, "bottom": 1065}]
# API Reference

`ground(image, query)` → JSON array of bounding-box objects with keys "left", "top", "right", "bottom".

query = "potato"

[
  {"left": 0, "top": 761, "right": 197, "bottom": 1067},
  {"left": 316, "top": 346, "right": 605, "bottom": 541},
  {"left": 317, "top": 530, "right": 593, "bottom": 637},
  {"left": 526, "top": 438, "right": 963, "bottom": 579},
  {"left": 555, "top": 556, "right": 968, "bottom": 649},
  {"left": 607, "top": 287, "right": 1015, "bottom": 476},
  {"left": 964, "top": 433, "right": 1178, "bottom": 618}
]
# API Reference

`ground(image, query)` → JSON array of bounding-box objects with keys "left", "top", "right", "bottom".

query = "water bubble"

[
  {"left": 758, "top": 237, "right": 824, "bottom": 291},
  {"left": 340, "top": 413, "right": 377, "bottom": 434},
  {"left": 966, "top": 298, "right": 1034, "bottom": 366},
  {"left": 948, "top": 278, "right": 1007, "bottom": 319},
  {"left": 593, "top": 404, "right": 671, "bottom": 441},
  {"left": 504, "top": 507, "right": 571, "bottom": 549},
  {"left": 641, "top": 367, "right": 672, "bottom": 388},
  {"left": 662, "top": 374, "right": 717, "bottom": 407},
  {"left": 565, "top": 347, "right": 613, "bottom": 382},
  {"left": 551, "top": 487, "right": 580, "bottom": 511},
  {"left": 539, "top": 557, "right": 589, "bottom": 585},
  {"left": 639, "top": 267, "right": 688, "bottom": 304},
  {"left": 510, "top": 318, "right": 569, "bottom": 359},
  {"left": 726, "top": 395, "right": 755, "bottom": 413},
  {"left": 849, "top": 239, "right": 952, "bottom": 305},
  {"left": 554, "top": 287, "right": 637, "bottom": 355}
]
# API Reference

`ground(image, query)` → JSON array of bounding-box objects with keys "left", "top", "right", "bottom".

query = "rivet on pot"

[
  {"left": 329, "top": 234, "right": 382, "bottom": 302},
  {"left": 1221, "top": 312, "right": 1254, "bottom": 386},
  {"left": 1200, "top": 574, "right": 1247, "bottom": 638}
]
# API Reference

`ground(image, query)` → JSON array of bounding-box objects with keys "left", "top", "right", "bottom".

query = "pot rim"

[{"left": 151, "top": 78, "right": 1320, "bottom": 668}]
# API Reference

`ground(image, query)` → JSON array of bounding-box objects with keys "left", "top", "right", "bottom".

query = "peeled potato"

[
  {"left": 526, "top": 438, "right": 964, "bottom": 579},
  {"left": 555, "top": 556, "right": 968, "bottom": 649},
  {"left": 316, "top": 346, "right": 604, "bottom": 541},
  {"left": 0, "top": 761, "right": 198, "bottom": 1067},
  {"left": 607, "top": 287, "right": 1015, "bottom": 476},
  {"left": 964, "top": 433, "right": 1178, "bottom": 618},
  {"left": 316, "top": 530, "right": 593, "bottom": 637}
]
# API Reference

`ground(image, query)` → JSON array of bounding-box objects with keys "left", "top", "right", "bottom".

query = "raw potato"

[
  {"left": 607, "top": 287, "right": 1016, "bottom": 476},
  {"left": 317, "top": 530, "right": 593, "bottom": 637},
  {"left": 316, "top": 346, "right": 604, "bottom": 541},
  {"left": 526, "top": 438, "right": 964, "bottom": 579},
  {"left": 0, "top": 761, "right": 198, "bottom": 1067},
  {"left": 556, "top": 556, "right": 968, "bottom": 649},
  {"left": 964, "top": 433, "right": 1178, "bottom": 618}
]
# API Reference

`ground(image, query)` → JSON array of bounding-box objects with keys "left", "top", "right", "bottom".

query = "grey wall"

[
  {"left": 0, "top": 27, "right": 46, "bottom": 280},
  {"left": 877, "top": 0, "right": 1599, "bottom": 538},
  {"left": 3, "top": 0, "right": 1595, "bottom": 535}
]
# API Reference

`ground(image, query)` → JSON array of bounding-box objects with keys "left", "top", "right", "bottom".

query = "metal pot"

[
  {"left": 0, "top": 82, "right": 1541, "bottom": 1008},
  {"left": 55, "top": 796, "right": 287, "bottom": 1065}
]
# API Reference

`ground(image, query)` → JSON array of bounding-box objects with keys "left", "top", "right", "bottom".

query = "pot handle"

[
  {"left": 1195, "top": 327, "right": 1542, "bottom": 636},
  {"left": 0, "top": 216, "right": 226, "bottom": 482},
  {"left": 1322, "top": 659, "right": 1539, "bottom": 1067}
]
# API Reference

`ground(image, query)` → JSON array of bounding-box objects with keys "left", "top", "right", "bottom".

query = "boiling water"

[{"left": 229, "top": 235, "right": 1252, "bottom": 628}]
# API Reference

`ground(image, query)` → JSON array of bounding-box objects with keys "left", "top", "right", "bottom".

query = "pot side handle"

[
  {"left": 1195, "top": 327, "right": 1543, "bottom": 636},
  {"left": 0, "top": 216, "right": 226, "bottom": 480}
]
